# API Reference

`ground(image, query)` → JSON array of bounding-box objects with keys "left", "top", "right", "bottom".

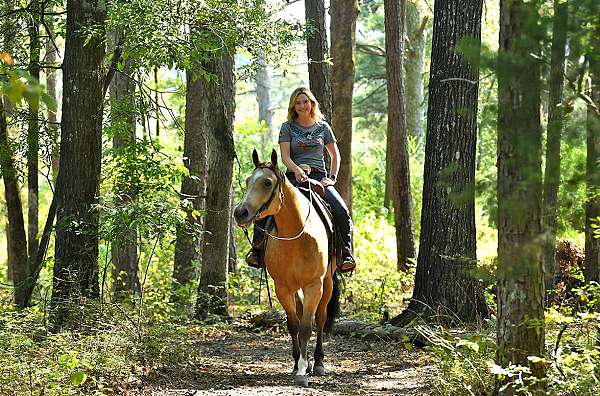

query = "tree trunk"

[
  {"left": 542, "top": 0, "right": 568, "bottom": 289},
  {"left": 27, "top": 0, "right": 40, "bottom": 278},
  {"left": 256, "top": 56, "right": 274, "bottom": 145},
  {"left": 330, "top": 0, "right": 359, "bottom": 209},
  {"left": 0, "top": 98, "right": 29, "bottom": 308},
  {"left": 45, "top": 7, "right": 60, "bottom": 178},
  {"left": 384, "top": 0, "right": 415, "bottom": 272},
  {"left": 405, "top": 2, "right": 427, "bottom": 142},
  {"left": 50, "top": 0, "right": 106, "bottom": 331},
  {"left": 172, "top": 64, "right": 209, "bottom": 296},
  {"left": 195, "top": 54, "right": 235, "bottom": 319},
  {"left": 305, "top": 0, "right": 332, "bottom": 123},
  {"left": 228, "top": 183, "right": 237, "bottom": 274},
  {"left": 391, "top": 0, "right": 488, "bottom": 326},
  {"left": 6, "top": 221, "right": 12, "bottom": 281},
  {"left": 109, "top": 32, "right": 140, "bottom": 296},
  {"left": 584, "top": 23, "right": 600, "bottom": 284},
  {"left": 496, "top": 1, "right": 545, "bottom": 393}
]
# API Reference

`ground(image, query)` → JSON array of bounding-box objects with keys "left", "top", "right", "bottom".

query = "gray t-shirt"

[{"left": 278, "top": 120, "right": 336, "bottom": 173}]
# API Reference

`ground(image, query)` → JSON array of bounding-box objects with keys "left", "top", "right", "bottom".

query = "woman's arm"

[
  {"left": 280, "top": 142, "right": 308, "bottom": 183},
  {"left": 323, "top": 142, "right": 341, "bottom": 186}
]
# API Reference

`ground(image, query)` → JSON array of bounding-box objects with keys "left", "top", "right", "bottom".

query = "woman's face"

[{"left": 294, "top": 94, "right": 313, "bottom": 118}]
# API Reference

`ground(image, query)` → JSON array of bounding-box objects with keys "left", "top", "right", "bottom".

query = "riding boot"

[
  {"left": 245, "top": 217, "right": 271, "bottom": 268},
  {"left": 339, "top": 232, "right": 356, "bottom": 273}
]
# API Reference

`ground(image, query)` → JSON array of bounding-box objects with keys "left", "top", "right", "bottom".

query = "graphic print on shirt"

[{"left": 290, "top": 123, "right": 324, "bottom": 153}]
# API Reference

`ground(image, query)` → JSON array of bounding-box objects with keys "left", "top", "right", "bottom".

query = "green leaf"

[
  {"left": 70, "top": 371, "right": 87, "bottom": 386},
  {"left": 456, "top": 339, "right": 480, "bottom": 353}
]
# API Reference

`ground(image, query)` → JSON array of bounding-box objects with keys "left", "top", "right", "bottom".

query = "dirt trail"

[{"left": 145, "top": 326, "right": 434, "bottom": 395}]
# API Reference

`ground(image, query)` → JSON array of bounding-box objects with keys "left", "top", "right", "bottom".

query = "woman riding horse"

[{"left": 245, "top": 87, "right": 356, "bottom": 273}]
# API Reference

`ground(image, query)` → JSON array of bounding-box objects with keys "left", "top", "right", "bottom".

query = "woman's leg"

[
  {"left": 245, "top": 216, "right": 270, "bottom": 268},
  {"left": 323, "top": 186, "right": 356, "bottom": 272}
]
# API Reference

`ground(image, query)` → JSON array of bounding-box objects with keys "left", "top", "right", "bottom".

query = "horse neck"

[{"left": 273, "top": 178, "right": 309, "bottom": 238}]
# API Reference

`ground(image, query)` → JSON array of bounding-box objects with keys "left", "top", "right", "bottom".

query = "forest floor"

[{"left": 133, "top": 323, "right": 435, "bottom": 396}]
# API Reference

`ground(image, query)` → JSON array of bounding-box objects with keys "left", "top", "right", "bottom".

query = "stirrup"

[
  {"left": 337, "top": 256, "right": 356, "bottom": 273},
  {"left": 245, "top": 249, "right": 264, "bottom": 269}
]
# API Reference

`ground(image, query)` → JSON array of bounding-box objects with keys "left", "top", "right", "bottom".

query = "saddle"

[{"left": 296, "top": 180, "right": 342, "bottom": 267}]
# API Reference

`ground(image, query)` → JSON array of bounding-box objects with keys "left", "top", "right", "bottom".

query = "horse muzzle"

[{"left": 233, "top": 204, "right": 257, "bottom": 228}]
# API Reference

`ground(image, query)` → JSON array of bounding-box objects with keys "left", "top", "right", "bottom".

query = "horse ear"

[
  {"left": 270, "top": 149, "right": 278, "bottom": 167},
  {"left": 252, "top": 149, "right": 260, "bottom": 167}
]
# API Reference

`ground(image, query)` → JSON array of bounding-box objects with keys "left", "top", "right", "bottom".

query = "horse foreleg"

[
  {"left": 294, "top": 282, "right": 322, "bottom": 387},
  {"left": 275, "top": 286, "right": 301, "bottom": 375},
  {"left": 314, "top": 272, "right": 333, "bottom": 376}
]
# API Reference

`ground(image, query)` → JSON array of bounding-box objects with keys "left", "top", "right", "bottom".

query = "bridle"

[{"left": 244, "top": 162, "right": 312, "bottom": 242}]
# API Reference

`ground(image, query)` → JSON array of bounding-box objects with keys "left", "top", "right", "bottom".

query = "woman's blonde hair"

[{"left": 287, "top": 87, "right": 324, "bottom": 123}]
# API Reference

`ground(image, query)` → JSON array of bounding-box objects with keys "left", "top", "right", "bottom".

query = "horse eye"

[{"left": 263, "top": 179, "right": 272, "bottom": 188}]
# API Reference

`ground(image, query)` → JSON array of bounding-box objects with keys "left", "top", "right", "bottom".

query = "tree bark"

[
  {"left": 542, "top": 0, "right": 568, "bottom": 289},
  {"left": 109, "top": 32, "right": 140, "bottom": 296},
  {"left": 195, "top": 54, "right": 235, "bottom": 319},
  {"left": 44, "top": 6, "right": 59, "bottom": 178},
  {"left": 27, "top": 0, "right": 40, "bottom": 279},
  {"left": 330, "top": 0, "right": 359, "bottom": 209},
  {"left": 50, "top": 0, "right": 106, "bottom": 331},
  {"left": 496, "top": 1, "right": 545, "bottom": 393},
  {"left": 172, "top": 64, "right": 209, "bottom": 296},
  {"left": 0, "top": 97, "right": 28, "bottom": 308},
  {"left": 391, "top": 0, "right": 488, "bottom": 326},
  {"left": 405, "top": 2, "right": 427, "bottom": 142},
  {"left": 305, "top": 0, "right": 332, "bottom": 123},
  {"left": 584, "top": 22, "right": 600, "bottom": 284},
  {"left": 384, "top": 0, "right": 415, "bottom": 272},
  {"left": 255, "top": 55, "right": 274, "bottom": 145},
  {"left": 228, "top": 183, "right": 237, "bottom": 274}
]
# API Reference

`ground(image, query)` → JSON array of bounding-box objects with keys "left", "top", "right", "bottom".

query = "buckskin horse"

[{"left": 233, "top": 149, "right": 340, "bottom": 387}]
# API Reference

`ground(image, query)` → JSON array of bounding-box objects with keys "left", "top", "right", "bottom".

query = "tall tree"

[
  {"left": 391, "top": 0, "right": 488, "bottom": 326},
  {"left": 50, "top": 0, "right": 106, "bottom": 330},
  {"left": 255, "top": 55, "right": 274, "bottom": 145},
  {"left": 44, "top": 8, "right": 59, "bottom": 178},
  {"left": 405, "top": 1, "right": 427, "bottom": 142},
  {"left": 584, "top": 21, "right": 600, "bottom": 284},
  {"left": 195, "top": 54, "right": 235, "bottom": 319},
  {"left": 27, "top": 0, "right": 40, "bottom": 279},
  {"left": 496, "top": 0, "right": 545, "bottom": 393},
  {"left": 0, "top": 97, "right": 28, "bottom": 308},
  {"left": 542, "top": 0, "right": 568, "bottom": 289},
  {"left": 172, "top": 62, "right": 208, "bottom": 296},
  {"left": 384, "top": 0, "right": 415, "bottom": 272},
  {"left": 109, "top": 33, "right": 140, "bottom": 295},
  {"left": 330, "top": 0, "right": 359, "bottom": 207},
  {"left": 305, "top": 0, "right": 332, "bottom": 122}
]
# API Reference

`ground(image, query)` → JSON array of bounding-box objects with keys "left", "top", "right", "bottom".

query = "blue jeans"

[{"left": 252, "top": 171, "right": 353, "bottom": 254}]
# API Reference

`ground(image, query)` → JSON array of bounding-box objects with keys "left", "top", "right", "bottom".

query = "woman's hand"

[
  {"left": 294, "top": 167, "right": 308, "bottom": 183},
  {"left": 320, "top": 176, "right": 335, "bottom": 188}
]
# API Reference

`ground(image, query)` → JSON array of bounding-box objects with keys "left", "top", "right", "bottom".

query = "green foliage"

[
  {"left": 106, "top": 0, "right": 300, "bottom": 73},
  {"left": 427, "top": 322, "right": 496, "bottom": 396}
]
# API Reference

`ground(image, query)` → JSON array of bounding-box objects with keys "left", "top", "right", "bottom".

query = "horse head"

[{"left": 233, "top": 149, "right": 284, "bottom": 228}]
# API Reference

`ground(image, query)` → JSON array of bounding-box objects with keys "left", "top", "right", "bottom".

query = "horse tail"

[{"left": 324, "top": 270, "right": 342, "bottom": 334}]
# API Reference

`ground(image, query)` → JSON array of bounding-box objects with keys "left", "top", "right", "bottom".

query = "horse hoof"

[
  {"left": 294, "top": 374, "right": 309, "bottom": 387},
  {"left": 313, "top": 365, "right": 326, "bottom": 376}
]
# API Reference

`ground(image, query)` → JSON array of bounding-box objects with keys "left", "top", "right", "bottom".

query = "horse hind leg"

[
  {"left": 274, "top": 286, "right": 301, "bottom": 376},
  {"left": 314, "top": 272, "right": 334, "bottom": 376}
]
